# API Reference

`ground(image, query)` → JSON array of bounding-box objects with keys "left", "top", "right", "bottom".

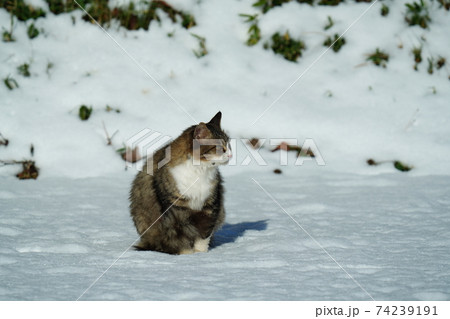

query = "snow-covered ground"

[
  {"left": 1, "top": 0, "right": 450, "bottom": 300},
  {"left": 1, "top": 169, "right": 450, "bottom": 300}
]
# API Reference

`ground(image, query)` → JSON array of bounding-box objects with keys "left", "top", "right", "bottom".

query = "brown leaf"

[
  {"left": 16, "top": 161, "right": 39, "bottom": 180},
  {"left": 247, "top": 138, "right": 261, "bottom": 149},
  {"left": 271, "top": 142, "right": 315, "bottom": 157}
]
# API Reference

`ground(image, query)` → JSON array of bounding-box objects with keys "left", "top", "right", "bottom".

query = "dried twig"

[
  {"left": 0, "top": 159, "right": 22, "bottom": 166},
  {"left": 0, "top": 132, "right": 9, "bottom": 146},
  {"left": 102, "top": 121, "right": 118, "bottom": 146}
]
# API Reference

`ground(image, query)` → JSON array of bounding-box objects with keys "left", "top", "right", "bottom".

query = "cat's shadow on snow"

[{"left": 211, "top": 220, "right": 268, "bottom": 248}]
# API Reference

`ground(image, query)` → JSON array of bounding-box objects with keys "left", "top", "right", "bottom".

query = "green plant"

[
  {"left": 17, "top": 63, "right": 31, "bottom": 77},
  {"left": 27, "top": 23, "right": 39, "bottom": 39},
  {"left": 2, "top": 14, "right": 15, "bottom": 42},
  {"left": 427, "top": 57, "right": 434, "bottom": 74},
  {"left": 104, "top": 0, "right": 196, "bottom": 30},
  {"left": 437, "top": 0, "right": 450, "bottom": 10},
  {"left": 367, "top": 48, "right": 389, "bottom": 67},
  {"left": 181, "top": 13, "right": 196, "bottom": 29},
  {"left": 0, "top": 0, "right": 46, "bottom": 21},
  {"left": 324, "top": 16, "right": 334, "bottom": 30},
  {"left": 82, "top": 0, "right": 111, "bottom": 26},
  {"left": 412, "top": 46, "right": 422, "bottom": 70},
  {"left": 381, "top": 4, "right": 389, "bottom": 16},
  {"left": 318, "top": 0, "right": 343, "bottom": 5},
  {"left": 240, "top": 14, "right": 261, "bottom": 46},
  {"left": 405, "top": 0, "right": 431, "bottom": 29},
  {"left": 46, "top": 0, "right": 91, "bottom": 15},
  {"left": 79, "top": 105, "right": 93, "bottom": 120},
  {"left": 252, "top": 0, "right": 291, "bottom": 13},
  {"left": 436, "top": 56, "right": 446, "bottom": 69},
  {"left": 46, "top": 62, "right": 54, "bottom": 77},
  {"left": 367, "top": 159, "right": 413, "bottom": 172},
  {"left": 4, "top": 75, "right": 19, "bottom": 90},
  {"left": 2, "top": 29, "right": 14, "bottom": 42},
  {"left": 265, "top": 31, "right": 306, "bottom": 62},
  {"left": 191, "top": 33, "right": 208, "bottom": 58},
  {"left": 323, "top": 34, "right": 346, "bottom": 52},
  {"left": 394, "top": 161, "right": 412, "bottom": 172}
]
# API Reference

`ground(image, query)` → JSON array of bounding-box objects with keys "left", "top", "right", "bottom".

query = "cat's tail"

[{"left": 133, "top": 241, "right": 152, "bottom": 251}]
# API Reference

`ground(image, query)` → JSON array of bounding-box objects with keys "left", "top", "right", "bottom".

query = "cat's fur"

[{"left": 129, "top": 112, "right": 231, "bottom": 255}]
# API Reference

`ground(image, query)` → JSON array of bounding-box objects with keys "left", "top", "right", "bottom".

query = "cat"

[{"left": 129, "top": 111, "right": 231, "bottom": 255}]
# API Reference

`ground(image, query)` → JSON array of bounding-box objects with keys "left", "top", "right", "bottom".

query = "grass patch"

[
  {"left": 46, "top": 0, "right": 91, "bottom": 15},
  {"left": 0, "top": 0, "right": 46, "bottom": 21},
  {"left": 323, "top": 34, "right": 346, "bottom": 52},
  {"left": 264, "top": 31, "right": 306, "bottom": 62},
  {"left": 46, "top": 62, "right": 54, "bottom": 77},
  {"left": 367, "top": 48, "right": 389, "bottom": 68},
  {"left": 82, "top": 0, "right": 111, "bottom": 26},
  {"left": 2, "top": 13, "right": 15, "bottom": 42},
  {"left": 381, "top": 4, "right": 389, "bottom": 16},
  {"left": 4, "top": 75, "right": 19, "bottom": 90},
  {"left": 412, "top": 46, "right": 422, "bottom": 70},
  {"left": 17, "top": 63, "right": 31, "bottom": 77},
  {"left": 240, "top": 13, "right": 261, "bottom": 46},
  {"left": 393, "top": 161, "right": 413, "bottom": 172},
  {"left": 191, "top": 33, "right": 208, "bottom": 58},
  {"left": 79, "top": 105, "right": 93, "bottom": 121},
  {"left": 427, "top": 57, "right": 435, "bottom": 74},
  {"left": 2, "top": 29, "right": 15, "bottom": 42},
  {"left": 81, "top": 0, "right": 196, "bottom": 31},
  {"left": 318, "top": 0, "right": 343, "bottom": 6},
  {"left": 324, "top": 16, "right": 334, "bottom": 30},
  {"left": 252, "top": 0, "right": 291, "bottom": 13},
  {"left": 27, "top": 23, "right": 39, "bottom": 39},
  {"left": 405, "top": 0, "right": 431, "bottom": 29}
]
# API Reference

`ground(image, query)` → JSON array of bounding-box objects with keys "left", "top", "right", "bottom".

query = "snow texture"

[
  {"left": 1, "top": 171, "right": 450, "bottom": 300},
  {"left": 1, "top": 0, "right": 450, "bottom": 300}
]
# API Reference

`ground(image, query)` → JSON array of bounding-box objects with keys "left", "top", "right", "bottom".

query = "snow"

[
  {"left": 1, "top": 0, "right": 450, "bottom": 300},
  {"left": 1, "top": 171, "right": 449, "bottom": 300}
]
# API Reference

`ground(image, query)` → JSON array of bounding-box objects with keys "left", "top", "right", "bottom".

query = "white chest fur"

[{"left": 170, "top": 160, "right": 217, "bottom": 210}]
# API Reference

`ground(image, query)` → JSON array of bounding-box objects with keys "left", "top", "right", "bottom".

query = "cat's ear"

[
  {"left": 208, "top": 111, "right": 222, "bottom": 128},
  {"left": 194, "top": 123, "right": 211, "bottom": 140}
]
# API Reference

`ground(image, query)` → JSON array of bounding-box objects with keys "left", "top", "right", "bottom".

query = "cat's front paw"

[{"left": 193, "top": 237, "right": 211, "bottom": 253}]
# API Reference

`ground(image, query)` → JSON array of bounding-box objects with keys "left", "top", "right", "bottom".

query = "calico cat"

[{"left": 129, "top": 112, "right": 231, "bottom": 254}]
